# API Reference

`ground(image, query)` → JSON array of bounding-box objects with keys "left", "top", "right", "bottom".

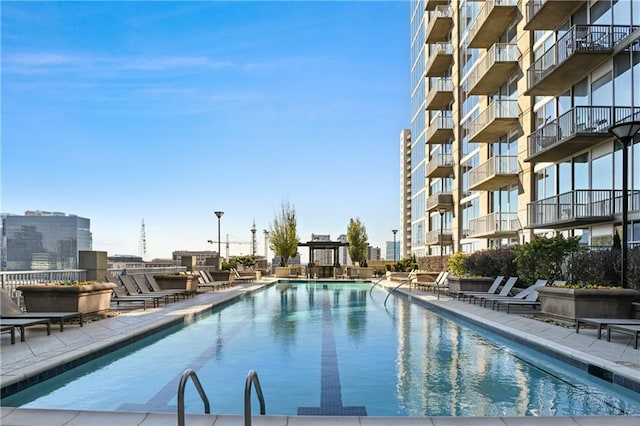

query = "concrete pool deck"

[{"left": 1, "top": 279, "right": 639, "bottom": 425}]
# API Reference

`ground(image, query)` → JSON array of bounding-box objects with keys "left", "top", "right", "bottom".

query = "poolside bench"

[
  {"left": 607, "top": 324, "right": 640, "bottom": 349},
  {"left": 575, "top": 318, "right": 640, "bottom": 339}
]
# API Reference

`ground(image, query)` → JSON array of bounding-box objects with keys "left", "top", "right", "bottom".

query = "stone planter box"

[
  {"left": 209, "top": 271, "right": 232, "bottom": 282},
  {"left": 18, "top": 283, "right": 116, "bottom": 315},
  {"left": 153, "top": 275, "right": 199, "bottom": 293},
  {"left": 346, "top": 267, "right": 374, "bottom": 279},
  {"left": 447, "top": 276, "right": 495, "bottom": 294},
  {"left": 538, "top": 287, "right": 640, "bottom": 320},
  {"left": 275, "top": 267, "right": 301, "bottom": 278}
]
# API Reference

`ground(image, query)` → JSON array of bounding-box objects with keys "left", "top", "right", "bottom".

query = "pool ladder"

[{"left": 177, "top": 368, "right": 266, "bottom": 426}]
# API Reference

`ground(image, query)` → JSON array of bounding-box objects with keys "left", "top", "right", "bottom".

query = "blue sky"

[{"left": 1, "top": 1, "right": 409, "bottom": 261}]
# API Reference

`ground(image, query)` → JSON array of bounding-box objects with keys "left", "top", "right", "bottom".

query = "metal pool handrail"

[
  {"left": 177, "top": 368, "right": 210, "bottom": 426},
  {"left": 244, "top": 369, "right": 266, "bottom": 426},
  {"left": 368, "top": 276, "right": 388, "bottom": 294},
  {"left": 383, "top": 277, "right": 414, "bottom": 309}
]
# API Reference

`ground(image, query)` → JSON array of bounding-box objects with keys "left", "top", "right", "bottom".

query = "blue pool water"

[{"left": 3, "top": 282, "right": 640, "bottom": 416}]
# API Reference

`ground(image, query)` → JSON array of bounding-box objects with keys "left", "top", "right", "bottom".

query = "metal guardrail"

[
  {"left": 244, "top": 370, "right": 266, "bottom": 426},
  {"left": 177, "top": 369, "right": 210, "bottom": 426},
  {"left": 0, "top": 270, "right": 87, "bottom": 298}
]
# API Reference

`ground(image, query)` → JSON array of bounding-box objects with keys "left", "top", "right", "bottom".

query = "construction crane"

[{"left": 207, "top": 234, "right": 251, "bottom": 261}]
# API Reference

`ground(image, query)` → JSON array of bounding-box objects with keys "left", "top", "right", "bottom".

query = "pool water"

[{"left": 3, "top": 282, "right": 640, "bottom": 416}]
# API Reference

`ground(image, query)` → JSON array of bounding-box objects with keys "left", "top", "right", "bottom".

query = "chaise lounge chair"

[
  {"left": 119, "top": 275, "right": 173, "bottom": 305},
  {"left": 454, "top": 276, "right": 504, "bottom": 301},
  {"left": 0, "top": 288, "right": 83, "bottom": 331},
  {"left": 472, "top": 276, "right": 518, "bottom": 305},
  {"left": 138, "top": 274, "right": 191, "bottom": 299},
  {"left": 232, "top": 268, "right": 255, "bottom": 283},
  {"left": 490, "top": 279, "right": 550, "bottom": 313},
  {"left": 416, "top": 271, "right": 449, "bottom": 293},
  {"left": 195, "top": 270, "right": 229, "bottom": 292}
]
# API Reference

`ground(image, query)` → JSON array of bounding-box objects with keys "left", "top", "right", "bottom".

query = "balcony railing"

[
  {"left": 425, "top": 42, "right": 453, "bottom": 77},
  {"left": 468, "top": 155, "right": 519, "bottom": 191},
  {"left": 524, "top": 0, "right": 585, "bottom": 31},
  {"left": 527, "top": 106, "right": 640, "bottom": 162},
  {"left": 425, "top": 5, "right": 453, "bottom": 43},
  {"left": 425, "top": 77, "right": 453, "bottom": 110},
  {"left": 467, "top": 0, "right": 518, "bottom": 48},
  {"left": 526, "top": 189, "right": 640, "bottom": 228},
  {"left": 425, "top": 229, "right": 453, "bottom": 245},
  {"left": 526, "top": 25, "right": 636, "bottom": 96},
  {"left": 467, "top": 99, "right": 520, "bottom": 142},
  {"left": 467, "top": 43, "right": 519, "bottom": 95},
  {"left": 426, "top": 111, "right": 454, "bottom": 144},
  {"left": 468, "top": 212, "right": 520, "bottom": 238},
  {"left": 426, "top": 192, "right": 454, "bottom": 212},
  {"left": 426, "top": 153, "right": 454, "bottom": 178}
]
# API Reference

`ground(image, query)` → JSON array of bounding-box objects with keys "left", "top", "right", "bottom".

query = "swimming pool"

[{"left": 3, "top": 281, "right": 640, "bottom": 416}]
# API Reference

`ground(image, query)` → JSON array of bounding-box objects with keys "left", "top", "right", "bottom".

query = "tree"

[
  {"left": 269, "top": 200, "right": 299, "bottom": 267},
  {"left": 347, "top": 218, "right": 368, "bottom": 266}
]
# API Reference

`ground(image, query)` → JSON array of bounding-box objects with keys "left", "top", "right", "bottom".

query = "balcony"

[
  {"left": 527, "top": 190, "right": 621, "bottom": 229},
  {"left": 425, "top": 229, "right": 453, "bottom": 246},
  {"left": 468, "top": 212, "right": 520, "bottom": 238},
  {"left": 425, "top": 77, "right": 453, "bottom": 110},
  {"left": 524, "top": 0, "right": 585, "bottom": 31},
  {"left": 425, "top": 42, "right": 453, "bottom": 77},
  {"left": 467, "top": 100, "right": 520, "bottom": 143},
  {"left": 526, "top": 25, "right": 636, "bottom": 96},
  {"left": 425, "top": 112, "right": 453, "bottom": 144},
  {"left": 426, "top": 153, "right": 454, "bottom": 178},
  {"left": 526, "top": 106, "right": 640, "bottom": 162},
  {"left": 426, "top": 192, "right": 453, "bottom": 213},
  {"left": 468, "top": 155, "right": 519, "bottom": 191},
  {"left": 425, "top": 6, "right": 453, "bottom": 43},
  {"left": 425, "top": 0, "right": 448, "bottom": 11},
  {"left": 467, "top": 0, "right": 518, "bottom": 49},
  {"left": 467, "top": 44, "right": 519, "bottom": 95}
]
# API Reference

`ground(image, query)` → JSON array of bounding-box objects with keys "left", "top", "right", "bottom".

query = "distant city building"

[
  {"left": 107, "top": 254, "right": 145, "bottom": 270},
  {"left": 1, "top": 210, "right": 92, "bottom": 271},
  {"left": 172, "top": 250, "right": 219, "bottom": 267},
  {"left": 337, "top": 234, "right": 352, "bottom": 266},
  {"left": 385, "top": 241, "right": 401, "bottom": 261},
  {"left": 310, "top": 234, "right": 333, "bottom": 265},
  {"left": 367, "top": 245, "right": 381, "bottom": 261}
]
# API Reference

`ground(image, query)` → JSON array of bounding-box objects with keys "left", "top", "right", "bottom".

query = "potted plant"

[
  {"left": 17, "top": 281, "right": 116, "bottom": 315},
  {"left": 347, "top": 218, "right": 373, "bottom": 278}
]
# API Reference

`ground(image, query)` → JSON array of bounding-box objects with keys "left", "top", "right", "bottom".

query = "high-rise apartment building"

[
  {"left": 407, "top": 0, "right": 640, "bottom": 256},
  {"left": 386, "top": 241, "right": 401, "bottom": 261},
  {"left": 1, "top": 211, "right": 92, "bottom": 270},
  {"left": 400, "top": 128, "right": 413, "bottom": 259}
]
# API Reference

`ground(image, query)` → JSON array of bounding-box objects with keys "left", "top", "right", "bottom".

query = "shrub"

[
  {"left": 464, "top": 246, "right": 517, "bottom": 278},
  {"left": 570, "top": 249, "right": 619, "bottom": 287},
  {"left": 514, "top": 234, "right": 580, "bottom": 286},
  {"left": 448, "top": 252, "right": 468, "bottom": 276}
]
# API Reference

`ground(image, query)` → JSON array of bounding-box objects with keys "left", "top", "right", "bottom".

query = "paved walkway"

[{"left": 1, "top": 279, "right": 639, "bottom": 425}]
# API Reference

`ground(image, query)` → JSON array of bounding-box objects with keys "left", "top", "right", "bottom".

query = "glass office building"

[
  {"left": 406, "top": 0, "right": 640, "bottom": 256},
  {"left": 2, "top": 211, "right": 92, "bottom": 270}
]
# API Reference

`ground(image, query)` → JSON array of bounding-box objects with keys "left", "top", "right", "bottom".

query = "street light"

[
  {"left": 391, "top": 229, "right": 398, "bottom": 262},
  {"left": 438, "top": 207, "right": 447, "bottom": 271},
  {"left": 608, "top": 121, "right": 640, "bottom": 288},
  {"left": 214, "top": 211, "right": 224, "bottom": 269}
]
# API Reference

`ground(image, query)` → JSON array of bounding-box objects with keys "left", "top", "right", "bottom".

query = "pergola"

[{"left": 298, "top": 240, "right": 349, "bottom": 267}]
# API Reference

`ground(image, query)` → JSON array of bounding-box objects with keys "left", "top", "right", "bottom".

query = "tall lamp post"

[
  {"left": 391, "top": 229, "right": 398, "bottom": 262},
  {"left": 214, "top": 211, "right": 224, "bottom": 269},
  {"left": 438, "top": 207, "right": 447, "bottom": 271},
  {"left": 608, "top": 121, "right": 640, "bottom": 288}
]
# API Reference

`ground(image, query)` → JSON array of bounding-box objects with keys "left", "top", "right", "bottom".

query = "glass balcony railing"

[
  {"left": 467, "top": 99, "right": 520, "bottom": 142},
  {"left": 426, "top": 153, "right": 454, "bottom": 178},
  {"left": 468, "top": 155, "right": 519, "bottom": 191},
  {"left": 425, "top": 77, "right": 453, "bottom": 110},
  {"left": 426, "top": 192, "right": 453, "bottom": 212},
  {"left": 425, "top": 42, "right": 453, "bottom": 77},
  {"left": 468, "top": 212, "right": 520, "bottom": 238},
  {"left": 425, "top": 229, "right": 453, "bottom": 245},
  {"left": 426, "top": 111, "right": 454, "bottom": 144},
  {"left": 425, "top": 5, "right": 453, "bottom": 43},
  {"left": 467, "top": 43, "right": 519, "bottom": 95}
]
